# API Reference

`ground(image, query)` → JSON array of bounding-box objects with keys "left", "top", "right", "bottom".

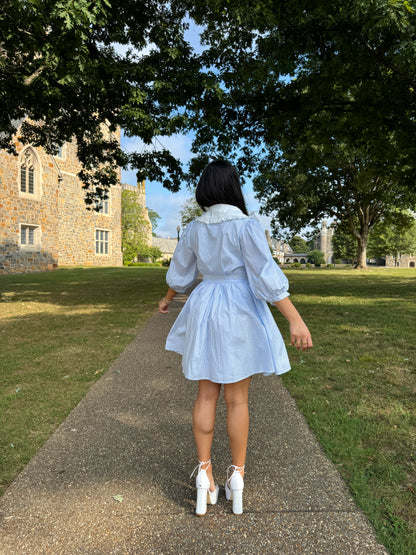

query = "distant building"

[
  {"left": 313, "top": 220, "right": 334, "bottom": 263},
  {"left": 0, "top": 129, "right": 123, "bottom": 273},
  {"left": 266, "top": 220, "right": 335, "bottom": 265},
  {"left": 152, "top": 237, "right": 178, "bottom": 261},
  {"left": 385, "top": 254, "right": 416, "bottom": 268}
]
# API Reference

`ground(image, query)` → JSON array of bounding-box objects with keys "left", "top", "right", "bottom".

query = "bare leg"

[
  {"left": 193, "top": 379, "right": 221, "bottom": 491},
  {"left": 223, "top": 377, "right": 252, "bottom": 477}
]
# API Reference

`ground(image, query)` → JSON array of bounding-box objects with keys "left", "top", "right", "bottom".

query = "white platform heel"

[
  {"left": 225, "top": 464, "right": 245, "bottom": 515},
  {"left": 190, "top": 460, "right": 219, "bottom": 516}
]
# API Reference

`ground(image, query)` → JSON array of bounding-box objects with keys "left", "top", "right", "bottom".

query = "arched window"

[
  {"left": 19, "top": 147, "right": 40, "bottom": 197},
  {"left": 300, "top": 258, "right": 306, "bottom": 263},
  {"left": 410, "top": 261, "right": 415, "bottom": 268}
]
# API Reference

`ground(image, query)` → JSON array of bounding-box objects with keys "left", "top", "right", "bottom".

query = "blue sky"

[{"left": 120, "top": 133, "right": 272, "bottom": 238}]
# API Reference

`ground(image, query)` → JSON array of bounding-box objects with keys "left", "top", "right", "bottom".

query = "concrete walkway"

[{"left": 0, "top": 294, "right": 389, "bottom": 554}]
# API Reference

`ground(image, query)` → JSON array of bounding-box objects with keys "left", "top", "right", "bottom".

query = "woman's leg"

[
  {"left": 223, "top": 377, "right": 252, "bottom": 476},
  {"left": 193, "top": 379, "right": 221, "bottom": 490}
]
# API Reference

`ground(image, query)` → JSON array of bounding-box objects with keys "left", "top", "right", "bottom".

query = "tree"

[
  {"left": 147, "top": 209, "right": 161, "bottom": 236},
  {"left": 121, "top": 190, "right": 153, "bottom": 264},
  {"left": 289, "top": 236, "right": 309, "bottom": 253},
  {"left": 332, "top": 223, "right": 358, "bottom": 265},
  {"left": 180, "top": 198, "right": 203, "bottom": 228},
  {"left": 368, "top": 212, "right": 416, "bottom": 266},
  {"left": 307, "top": 250, "right": 326, "bottom": 267},
  {"left": 186, "top": 0, "right": 416, "bottom": 267},
  {"left": 0, "top": 0, "right": 209, "bottom": 204}
]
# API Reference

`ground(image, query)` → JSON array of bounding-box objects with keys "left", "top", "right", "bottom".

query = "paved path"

[{"left": 0, "top": 294, "right": 389, "bottom": 554}]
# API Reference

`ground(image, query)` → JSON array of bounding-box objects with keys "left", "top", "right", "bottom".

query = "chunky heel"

[
  {"left": 225, "top": 464, "right": 245, "bottom": 515},
  {"left": 190, "top": 460, "right": 219, "bottom": 516},
  {"left": 232, "top": 489, "right": 243, "bottom": 515},
  {"left": 196, "top": 487, "right": 208, "bottom": 516}
]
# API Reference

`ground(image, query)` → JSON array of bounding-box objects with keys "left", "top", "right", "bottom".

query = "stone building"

[
  {"left": 385, "top": 254, "right": 416, "bottom": 268},
  {"left": 313, "top": 220, "right": 334, "bottom": 264},
  {"left": 0, "top": 131, "right": 123, "bottom": 273},
  {"left": 152, "top": 237, "right": 178, "bottom": 261},
  {"left": 266, "top": 220, "right": 335, "bottom": 265}
]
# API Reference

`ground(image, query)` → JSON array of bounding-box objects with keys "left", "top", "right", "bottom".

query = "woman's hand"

[
  {"left": 290, "top": 321, "right": 313, "bottom": 351},
  {"left": 158, "top": 297, "right": 171, "bottom": 314},
  {"left": 158, "top": 288, "right": 177, "bottom": 314}
]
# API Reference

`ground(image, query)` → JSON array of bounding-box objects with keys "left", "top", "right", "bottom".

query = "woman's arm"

[
  {"left": 158, "top": 287, "right": 178, "bottom": 314},
  {"left": 273, "top": 297, "right": 313, "bottom": 351}
]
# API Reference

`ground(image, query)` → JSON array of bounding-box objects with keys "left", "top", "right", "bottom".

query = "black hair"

[{"left": 195, "top": 160, "right": 249, "bottom": 216}]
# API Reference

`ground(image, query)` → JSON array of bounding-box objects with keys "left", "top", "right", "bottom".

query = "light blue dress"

[{"left": 165, "top": 204, "right": 291, "bottom": 383}]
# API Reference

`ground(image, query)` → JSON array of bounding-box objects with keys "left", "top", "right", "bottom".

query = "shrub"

[
  {"left": 161, "top": 259, "right": 171, "bottom": 267},
  {"left": 306, "top": 263, "right": 313, "bottom": 269},
  {"left": 273, "top": 257, "right": 281, "bottom": 265},
  {"left": 326, "top": 263, "right": 334, "bottom": 269},
  {"left": 314, "top": 263, "right": 321, "bottom": 268},
  {"left": 291, "top": 262, "right": 302, "bottom": 269},
  {"left": 127, "top": 262, "right": 162, "bottom": 267}
]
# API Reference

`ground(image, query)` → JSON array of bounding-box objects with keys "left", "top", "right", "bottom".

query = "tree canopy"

[
  {"left": 289, "top": 236, "right": 309, "bottom": 254},
  {"left": 188, "top": 0, "right": 416, "bottom": 266},
  {"left": 367, "top": 211, "right": 416, "bottom": 265},
  {"left": 180, "top": 197, "right": 203, "bottom": 228},
  {"left": 1, "top": 0, "right": 210, "bottom": 204},
  {"left": 2, "top": 0, "right": 416, "bottom": 240}
]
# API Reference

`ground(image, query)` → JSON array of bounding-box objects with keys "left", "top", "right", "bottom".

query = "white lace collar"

[{"left": 196, "top": 204, "right": 249, "bottom": 224}]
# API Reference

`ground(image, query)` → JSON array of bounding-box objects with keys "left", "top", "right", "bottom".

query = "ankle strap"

[
  {"left": 226, "top": 464, "right": 245, "bottom": 481},
  {"left": 190, "top": 459, "right": 211, "bottom": 478}
]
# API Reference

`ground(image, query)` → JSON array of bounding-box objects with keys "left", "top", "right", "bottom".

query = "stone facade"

[
  {"left": 266, "top": 221, "right": 335, "bottom": 264},
  {"left": 0, "top": 131, "right": 123, "bottom": 273},
  {"left": 313, "top": 220, "right": 334, "bottom": 264},
  {"left": 385, "top": 254, "right": 416, "bottom": 268}
]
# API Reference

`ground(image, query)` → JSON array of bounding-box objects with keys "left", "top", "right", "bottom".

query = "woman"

[{"left": 159, "top": 161, "right": 313, "bottom": 515}]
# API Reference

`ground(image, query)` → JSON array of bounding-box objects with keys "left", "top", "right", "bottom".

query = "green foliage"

[
  {"left": 180, "top": 198, "right": 203, "bottom": 228},
  {"left": 188, "top": 0, "right": 416, "bottom": 268},
  {"left": 289, "top": 235, "right": 309, "bottom": 253},
  {"left": 332, "top": 223, "right": 358, "bottom": 264},
  {"left": 0, "top": 0, "right": 203, "bottom": 197},
  {"left": 368, "top": 211, "right": 416, "bottom": 263},
  {"left": 306, "top": 262, "right": 313, "bottom": 269},
  {"left": 307, "top": 250, "right": 326, "bottom": 266},
  {"left": 147, "top": 209, "right": 161, "bottom": 235},
  {"left": 121, "top": 190, "right": 154, "bottom": 263},
  {"left": 291, "top": 262, "right": 302, "bottom": 269},
  {"left": 126, "top": 261, "right": 162, "bottom": 267}
]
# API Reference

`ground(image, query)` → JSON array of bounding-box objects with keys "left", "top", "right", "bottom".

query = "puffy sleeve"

[
  {"left": 240, "top": 218, "right": 290, "bottom": 304},
  {"left": 166, "top": 221, "right": 199, "bottom": 292}
]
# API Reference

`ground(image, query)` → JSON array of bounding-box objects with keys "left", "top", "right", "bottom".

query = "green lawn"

[
  {"left": 277, "top": 268, "right": 416, "bottom": 555},
  {"left": 0, "top": 267, "right": 167, "bottom": 496},
  {"left": 0, "top": 266, "right": 415, "bottom": 554}
]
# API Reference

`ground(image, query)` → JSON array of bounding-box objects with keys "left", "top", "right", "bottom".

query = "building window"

[
  {"left": 20, "top": 224, "right": 40, "bottom": 249},
  {"left": 19, "top": 147, "right": 41, "bottom": 198},
  {"left": 96, "top": 229, "right": 109, "bottom": 255},
  {"left": 97, "top": 198, "right": 109, "bottom": 215},
  {"left": 54, "top": 143, "right": 66, "bottom": 159},
  {"left": 20, "top": 151, "right": 35, "bottom": 194}
]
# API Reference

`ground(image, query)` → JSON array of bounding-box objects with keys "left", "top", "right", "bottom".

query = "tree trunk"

[{"left": 355, "top": 233, "right": 368, "bottom": 269}]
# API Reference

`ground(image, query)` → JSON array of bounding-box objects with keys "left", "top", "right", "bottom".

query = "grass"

[
  {"left": 0, "top": 267, "right": 415, "bottom": 553},
  {"left": 0, "top": 267, "right": 167, "bottom": 496},
  {"left": 276, "top": 268, "right": 416, "bottom": 555}
]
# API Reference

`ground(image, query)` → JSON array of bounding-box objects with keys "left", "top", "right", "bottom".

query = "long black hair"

[{"left": 195, "top": 160, "right": 249, "bottom": 216}]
